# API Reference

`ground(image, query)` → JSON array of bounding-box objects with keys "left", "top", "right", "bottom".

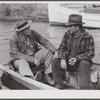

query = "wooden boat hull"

[
  {"left": 0, "top": 63, "right": 100, "bottom": 90},
  {"left": 0, "top": 65, "right": 58, "bottom": 90},
  {"left": 1, "top": 73, "right": 29, "bottom": 89},
  {"left": 48, "top": 4, "right": 100, "bottom": 28}
]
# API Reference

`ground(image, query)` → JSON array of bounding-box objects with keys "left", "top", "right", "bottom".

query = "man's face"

[
  {"left": 68, "top": 25, "right": 79, "bottom": 34},
  {"left": 21, "top": 26, "right": 31, "bottom": 36}
]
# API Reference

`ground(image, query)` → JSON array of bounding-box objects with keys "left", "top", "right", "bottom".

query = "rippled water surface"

[{"left": 0, "top": 22, "right": 100, "bottom": 64}]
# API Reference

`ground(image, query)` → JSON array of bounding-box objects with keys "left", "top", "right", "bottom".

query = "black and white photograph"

[{"left": 0, "top": 1, "right": 100, "bottom": 97}]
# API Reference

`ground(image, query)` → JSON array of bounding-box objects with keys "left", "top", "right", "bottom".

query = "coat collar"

[
  {"left": 66, "top": 28, "right": 90, "bottom": 55},
  {"left": 67, "top": 28, "right": 91, "bottom": 39}
]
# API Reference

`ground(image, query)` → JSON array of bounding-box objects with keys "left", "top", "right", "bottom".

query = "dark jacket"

[
  {"left": 10, "top": 30, "right": 56, "bottom": 62},
  {"left": 58, "top": 29, "right": 95, "bottom": 62}
]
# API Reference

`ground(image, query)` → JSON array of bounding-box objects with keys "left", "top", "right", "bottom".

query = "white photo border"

[{"left": 0, "top": 1, "right": 100, "bottom": 99}]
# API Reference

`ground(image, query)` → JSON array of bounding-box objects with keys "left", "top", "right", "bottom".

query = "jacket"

[
  {"left": 58, "top": 29, "right": 95, "bottom": 62},
  {"left": 10, "top": 30, "right": 56, "bottom": 62}
]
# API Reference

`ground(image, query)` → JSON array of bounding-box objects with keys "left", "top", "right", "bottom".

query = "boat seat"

[
  {"left": 64, "top": 62, "right": 100, "bottom": 89},
  {"left": 64, "top": 62, "right": 97, "bottom": 89}
]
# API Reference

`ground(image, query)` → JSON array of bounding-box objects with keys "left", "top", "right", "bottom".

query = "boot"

[
  {"left": 35, "top": 71, "right": 42, "bottom": 81},
  {"left": 55, "top": 83, "right": 65, "bottom": 89},
  {"left": 43, "top": 73, "right": 54, "bottom": 86}
]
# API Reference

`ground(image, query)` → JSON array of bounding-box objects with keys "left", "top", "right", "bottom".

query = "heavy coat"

[
  {"left": 58, "top": 29, "right": 95, "bottom": 62},
  {"left": 10, "top": 30, "right": 56, "bottom": 62}
]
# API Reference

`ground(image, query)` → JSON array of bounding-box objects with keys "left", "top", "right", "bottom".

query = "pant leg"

[
  {"left": 52, "top": 58, "right": 66, "bottom": 85},
  {"left": 14, "top": 59, "right": 34, "bottom": 77},
  {"left": 78, "top": 60, "right": 91, "bottom": 89},
  {"left": 35, "top": 47, "right": 54, "bottom": 74}
]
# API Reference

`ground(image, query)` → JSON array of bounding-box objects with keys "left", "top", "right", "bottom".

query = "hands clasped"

[
  {"left": 54, "top": 50, "right": 58, "bottom": 58},
  {"left": 69, "top": 57, "right": 76, "bottom": 65}
]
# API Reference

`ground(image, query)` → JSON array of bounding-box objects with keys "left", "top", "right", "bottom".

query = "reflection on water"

[
  {"left": 0, "top": 22, "right": 15, "bottom": 64},
  {"left": 0, "top": 21, "right": 100, "bottom": 64}
]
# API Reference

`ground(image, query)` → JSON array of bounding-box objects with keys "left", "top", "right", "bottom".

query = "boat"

[
  {"left": 83, "top": 7, "right": 100, "bottom": 14},
  {"left": 0, "top": 64, "right": 58, "bottom": 90},
  {"left": 48, "top": 4, "right": 100, "bottom": 28},
  {"left": 0, "top": 60, "right": 100, "bottom": 90}
]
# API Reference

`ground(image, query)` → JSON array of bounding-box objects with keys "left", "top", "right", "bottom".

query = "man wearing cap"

[
  {"left": 52, "top": 14, "right": 95, "bottom": 89},
  {"left": 9, "top": 19, "right": 57, "bottom": 85}
]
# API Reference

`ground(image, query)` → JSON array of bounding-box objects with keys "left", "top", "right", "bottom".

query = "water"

[{"left": 0, "top": 21, "right": 100, "bottom": 64}]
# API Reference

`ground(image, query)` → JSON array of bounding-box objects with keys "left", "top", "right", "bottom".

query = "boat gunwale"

[{"left": 0, "top": 65, "right": 59, "bottom": 90}]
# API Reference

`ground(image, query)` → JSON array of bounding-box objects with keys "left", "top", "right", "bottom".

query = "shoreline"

[{"left": 0, "top": 16, "right": 48, "bottom": 23}]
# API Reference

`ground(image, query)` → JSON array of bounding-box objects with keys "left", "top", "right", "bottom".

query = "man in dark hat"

[
  {"left": 52, "top": 14, "right": 95, "bottom": 89},
  {"left": 10, "top": 18, "right": 57, "bottom": 85}
]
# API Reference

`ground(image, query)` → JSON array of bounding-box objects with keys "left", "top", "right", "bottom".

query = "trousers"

[
  {"left": 52, "top": 58, "right": 91, "bottom": 89},
  {"left": 14, "top": 47, "right": 54, "bottom": 77}
]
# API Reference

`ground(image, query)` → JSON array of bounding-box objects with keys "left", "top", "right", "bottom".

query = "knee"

[
  {"left": 17, "top": 59, "right": 28, "bottom": 65},
  {"left": 14, "top": 59, "right": 29, "bottom": 68},
  {"left": 78, "top": 60, "right": 91, "bottom": 70}
]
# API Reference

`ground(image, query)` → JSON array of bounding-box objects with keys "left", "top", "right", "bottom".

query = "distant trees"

[
  {"left": 21, "top": 4, "right": 35, "bottom": 14},
  {"left": 0, "top": 4, "right": 11, "bottom": 17},
  {"left": 0, "top": 3, "right": 48, "bottom": 21}
]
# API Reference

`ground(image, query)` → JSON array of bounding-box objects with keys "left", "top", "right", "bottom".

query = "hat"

[
  {"left": 65, "top": 14, "right": 85, "bottom": 27},
  {"left": 15, "top": 19, "right": 32, "bottom": 32}
]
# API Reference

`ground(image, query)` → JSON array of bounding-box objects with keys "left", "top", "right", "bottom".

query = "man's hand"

[
  {"left": 54, "top": 50, "right": 58, "bottom": 58},
  {"left": 34, "top": 58, "right": 39, "bottom": 66},
  {"left": 60, "top": 59, "right": 67, "bottom": 70},
  {"left": 69, "top": 57, "right": 76, "bottom": 65}
]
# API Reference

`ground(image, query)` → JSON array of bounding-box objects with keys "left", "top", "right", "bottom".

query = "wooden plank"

[{"left": 0, "top": 65, "right": 58, "bottom": 90}]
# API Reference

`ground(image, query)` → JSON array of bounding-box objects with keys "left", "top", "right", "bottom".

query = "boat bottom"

[{"left": 1, "top": 73, "right": 30, "bottom": 90}]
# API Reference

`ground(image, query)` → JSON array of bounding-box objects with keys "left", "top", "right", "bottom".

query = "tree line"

[{"left": 0, "top": 3, "right": 48, "bottom": 22}]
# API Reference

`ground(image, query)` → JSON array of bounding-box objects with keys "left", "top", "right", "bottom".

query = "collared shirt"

[{"left": 25, "top": 37, "right": 35, "bottom": 55}]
